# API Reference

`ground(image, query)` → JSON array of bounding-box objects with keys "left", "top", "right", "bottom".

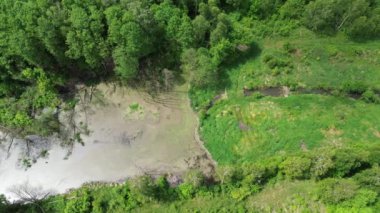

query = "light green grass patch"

[
  {"left": 125, "top": 102, "right": 145, "bottom": 120},
  {"left": 202, "top": 95, "right": 380, "bottom": 164},
  {"left": 225, "top": 28, "right": 380, "bottom": 96}
]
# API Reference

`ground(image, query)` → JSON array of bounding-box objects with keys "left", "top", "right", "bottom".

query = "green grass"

[
  {"left": 226, "top": 28, "right": 380, "bottom": 96},
  {"left": 195, "top": 28, "right": 380, "bottom": 165},
  {"left": 201, "top": 94, "right": 380, "bottom": 165}
]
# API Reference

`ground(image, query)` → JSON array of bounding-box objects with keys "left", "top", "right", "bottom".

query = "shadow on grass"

[{"left": 216, "top": 42, "right": 262, "bottom": 92}]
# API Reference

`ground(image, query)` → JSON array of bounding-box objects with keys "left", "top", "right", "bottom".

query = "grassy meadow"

[{"left": 194, "top": 28, "right": 380, "bottom": 165}]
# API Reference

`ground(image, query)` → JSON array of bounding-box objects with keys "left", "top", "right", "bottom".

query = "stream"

[{"left": 0, "top": 83, "right": 213, "bottom": 201}]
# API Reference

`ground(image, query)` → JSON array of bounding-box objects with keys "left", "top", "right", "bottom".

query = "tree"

[
  {"left": 249, "top": 0, "right": 284, "bottom": 20},
  {"left": 63, "top": 0, "right": 109, "bottom": 68},
  {"left": 303, "top": 0, "right": 372, "bottom": 35},
  {"left": 280, "top": 0, "right": 307, "bottom": 19},
  {"left": 0, "top": 194, "right": 8, "bottom": 212},
  {"left": 151, "top": 0, "right": 194, "bottom": 49},
  {"left": 192, "top": 15, "right": 210, "bottom": 45},
  {"left": 346, "top": 13, "right": 380, "bottom": 39},
  {"left": 181, "top": 48, "right": 218, "bottom": 89},
  {"left": 105, "top": 2, "right": 156, "bottom": 80}
]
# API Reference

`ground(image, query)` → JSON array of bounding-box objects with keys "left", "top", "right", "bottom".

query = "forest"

[{"left": 1, "top": 0, "right": 380, "bottom": 212}]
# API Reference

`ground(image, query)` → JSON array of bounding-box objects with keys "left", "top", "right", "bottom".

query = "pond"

[{"left": 0, "top": 83, "right": 213, "bottom": 201}]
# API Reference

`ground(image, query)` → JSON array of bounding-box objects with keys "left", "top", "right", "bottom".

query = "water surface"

[{"left": 0, "top": 84, "right": 209, "bottom": 200}]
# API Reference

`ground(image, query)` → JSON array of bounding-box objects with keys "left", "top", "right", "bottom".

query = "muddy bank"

[{"left": 0, "top": 83, "right": 213, "bottom": 201}]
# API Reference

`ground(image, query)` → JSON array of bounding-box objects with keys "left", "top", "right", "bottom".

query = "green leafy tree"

[
  {"left": 192, "top": 15, "right": 210, "bottom": 45},
  {"left": 303, "top": 0, "right": 372, "bottom": 34},
  {"left": 151, "top": 0, "right": 195, "bottom": 49},
  {"left": 280, "top": 0, "right": 307, "bottom": 19},
  {"left": 63, "top": 0, "right": 109, "bottom": 68},
  {"left": 105, "top": 1, "right": 156, "bottom": 80},
  {"left": 181, "top": 48, "right": 217, "bottom": 89}
]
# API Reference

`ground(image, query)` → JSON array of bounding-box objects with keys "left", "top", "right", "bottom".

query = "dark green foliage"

[
  {"left": 303, "top": 0, "right": 380, "bottom": 38},
  {"left": 0, "top": 194, "right": 8, "bottom": 212},
  {"left": 63, "top": 0, "right": 109, "bottom": 68}
]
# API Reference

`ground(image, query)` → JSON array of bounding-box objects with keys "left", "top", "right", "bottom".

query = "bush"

[
  {"left": 183, "top": 170, "right": 206, "bottom": 189},
  {"left": 330, "top": 148, "right": 370, "bottom": 177},
  {"left": 262, "top": 53, "right": 293, "bottom": 71},
  {"left": 177, "top": 183, "right": 195, "bottom": 199},
  {"left": 215, "top": 165, "right": 246, "bottom": 186},
  {"left": 279, "top": 0, "right": 306, "bottom": 19},
  {"left": 279, "top": 156, "right": 312, "bottom": 179},
  {"left": 341, "top": 82, "right": 367, "bottom": 94},
  {"left": 230, "top": 186, "right": 254, "bottom": 201},
  {"left": 181, "top": 48, "right": 218, "bottom": 89},
  {"left": 342, "top": 189, "right": 378, "bottom": 208},
  {"left": 155, "top": 175, "right": 175, "bottom": 201},
  {"left": 362, "top": 89, "right": 380, "bottom": 104},
  {"left": 353, "top": 167, "right": 380, "bottom": 194},
  {"left": 64, "top": 189, "right": 93, "bottom": 213},
  {"left": 283, "top": 42, "right": 296, "bottom": 53},
  {"left": 129, "top": 175, "right": 156, "bottom": 201},
  {"left": 317, "top": 178, "right": 359, "bottom": 204},
  {"left": 310, "top": 152, "right": 334, "bottom": 179}
]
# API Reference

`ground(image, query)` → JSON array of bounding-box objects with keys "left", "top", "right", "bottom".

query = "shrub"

[
  {"left": 279, "top": 0, "right": 306, "bottom": 19},
  {"left": 316, "top": 178, "right": 359, "bottom": 204},
  {"left": 283, "top": 42, "right": 296, "bottom": 53},
  {"left": 353, "top": 166, "right": 380, "bottom": 194},
  {"left": 155, "top": 175, "right": 175, "bottom": 201},
  {"left": 129, "top": 175, "right": 156, "bottom": 201},
  {"left": 181, "top": 48, "right": 218, "bottom": 89},
  {"left": 330, "top": 148, "right": 370, "bottom": 177},
  {"left": 215, "top": 166, "right": 243, "bottom": 185},
  {"left": 230, "top": 186, "right": 253, "bottom": 201},
  {"left": 362, "top": 89, "right": 380, "bottom": 104},
  {"left": 64, "top": 189, "right": 93, "bottom": 213},
  {"left": 341, "top": 189, "right": 378, "bottom": 209},
  {"left": 341, "top": 82, "right": 367, "bottom": 94},
  {"left": 262, "top": 53, "right": 293, "bottom": 71},
  {"left": 183, "top": 170, "right": 205, "bottom": 189},
  {"left": 177, "top": 183, "right": 195, "bottom": 199},
  {"left": 310, "top": 152, "right": 334, "bottom": 179},
  {"left": 279, "top": 156, "right": 312, "bottom": 179}
]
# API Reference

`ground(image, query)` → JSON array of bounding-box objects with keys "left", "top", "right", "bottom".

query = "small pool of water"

[{"left": 0, "top": 83, "right": 210, "bottom": 201}]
